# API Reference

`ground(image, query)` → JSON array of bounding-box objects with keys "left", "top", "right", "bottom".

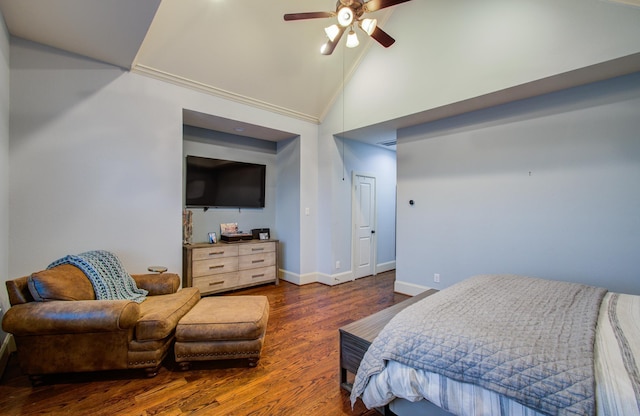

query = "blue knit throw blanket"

[{"left": 48, "top": 250, "right": 148, "bottom": 303}]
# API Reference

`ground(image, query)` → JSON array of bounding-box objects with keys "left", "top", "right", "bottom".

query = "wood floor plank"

[{"left": 0, "top": 271, "right": 408, "bottom": 415}]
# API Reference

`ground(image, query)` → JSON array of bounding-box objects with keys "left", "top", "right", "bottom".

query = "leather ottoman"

[{"left": 174, "top": 295, "right": 269, "bottom": 370}]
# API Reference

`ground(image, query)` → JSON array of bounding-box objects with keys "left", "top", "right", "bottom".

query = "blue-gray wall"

[
  {"left": 276, "top": 137, "right": 301, "bottom": 275},
  {"left": 6, "top": 38, "right": 317, "bottom": 283},
  {"left": 396, "top": 72, "right": 640, "bottom": 295}
]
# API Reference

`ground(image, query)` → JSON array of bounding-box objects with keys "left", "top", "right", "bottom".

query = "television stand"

[{"left": 182, "top": 239, "right": 279, "bottom": 295}]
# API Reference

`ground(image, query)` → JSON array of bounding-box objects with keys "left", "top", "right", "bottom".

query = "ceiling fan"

[{"left": 284, "top": 0, "right": 412, "bottom": 55}]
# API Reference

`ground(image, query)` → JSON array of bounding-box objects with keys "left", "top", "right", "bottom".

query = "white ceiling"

[
  {"left": 0, "top": 0, "right": 401, "bottom": 144},
  {"left": 0, "top": 0, "right": 160, "bottom": 69},
  {"left": 1, "top": 0, "right": 639, "bottom": 147}
]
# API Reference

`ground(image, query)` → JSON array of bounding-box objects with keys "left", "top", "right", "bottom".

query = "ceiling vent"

[{"left": 378, "top": 140, "right": 397, "bottom": 147}]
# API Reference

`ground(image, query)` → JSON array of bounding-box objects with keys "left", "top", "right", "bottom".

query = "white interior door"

[{"left": 353, "top": 173, "right": 376, "bottom": 279}]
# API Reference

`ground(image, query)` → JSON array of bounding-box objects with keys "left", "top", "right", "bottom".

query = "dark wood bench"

[{"left": 339, "top": 289, "right": 438, "bottom": 391}]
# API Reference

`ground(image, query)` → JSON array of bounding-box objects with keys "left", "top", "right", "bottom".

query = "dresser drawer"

[
  {"left": 238, "top": 266, "right": 276, "bottom": 286},
  {"left": 193, "top": 272, "right": 239, "bottom": 294},
  {"left": 192, "top": 257, "right": 238, "bottom": 277},
  {"left": 238, "top": 242, "right": 275, "bottom": 256},
  {"left": 192, "top": 245, "right": 239, "bottom": 261},
  {"left": 239, "top": 251, "right": 275, "bottom": 270}
]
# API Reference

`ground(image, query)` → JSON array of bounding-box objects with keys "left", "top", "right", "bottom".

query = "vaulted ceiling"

[
  {"left": 1, "top": 0, "right": 640, "bottom": 146},
  {"left": 0, "top": 0, "right": 398, "bottom": 124}
]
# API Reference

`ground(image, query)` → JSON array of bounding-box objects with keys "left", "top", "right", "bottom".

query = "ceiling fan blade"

[
  {"left": 284, "top": 11, "right": 334, "bottom": 21},
  {"left": 321, "top": 28, "right": 346, "bottom": 55},
  {"left": 370, "top": 26, "right": 395, "bottom": 48},
  {"left": 363, "top": 0, "right": 412, "bottom": 13}
]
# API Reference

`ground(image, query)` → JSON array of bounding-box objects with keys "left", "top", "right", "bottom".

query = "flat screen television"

[{"left": 185, "top": 156, "right": 266, "bottom": 208}]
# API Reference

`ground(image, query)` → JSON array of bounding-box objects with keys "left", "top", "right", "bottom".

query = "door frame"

[{"left": 351, "top": 171, "right": 378, "bottom": 280}]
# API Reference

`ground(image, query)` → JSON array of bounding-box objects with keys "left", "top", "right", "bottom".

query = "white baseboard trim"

[
  {"left": 394, "top": 280, "right": 433, "bottom": 296},
  {"left": 0, "top": 334, "right": 16, "bottom": 378},
  {"left": 279, "top": 264, "right": 395, "bottom": 287},
  {"left": 316, "top": 272, "right": 332, "bottom": 286},
  {"left": 279, "top": 269, "right": 317, "bottom": 286},
  {"left": 317, "top": 271, "right": 354, "bottom": 286},
  {"left": 280, "top": 269, "right": 355, "bottom": 286},
  {"left": 333, "top": 270, "right": 354, "bottom": 285},
  {"left": 376, "top": 261, "right": 396, "bottom": 274}
]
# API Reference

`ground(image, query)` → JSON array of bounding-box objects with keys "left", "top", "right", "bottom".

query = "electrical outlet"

[
  {"left": 434, "top": 273, "right": 440, "bottom": 283},
  {"left": 336, "top": 261, "right": 341, "bottom": 269}
]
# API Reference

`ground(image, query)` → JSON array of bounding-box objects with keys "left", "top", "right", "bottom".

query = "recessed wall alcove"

[{"left": 181, "top": 109, "right": 299, "bottom": 281}]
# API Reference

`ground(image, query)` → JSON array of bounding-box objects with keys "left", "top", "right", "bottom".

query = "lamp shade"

[
  {"left": 337, "top": 7, "right": 354, "bottom": 27},
  {"left": 346, "top": 30, "right": 359, "bottom": 48},
  {"left": 324, "top": 24, "right": 340, "bottom": 42},
  {"left": 360, "top": 18, "right": 377, "bottom": 36}
]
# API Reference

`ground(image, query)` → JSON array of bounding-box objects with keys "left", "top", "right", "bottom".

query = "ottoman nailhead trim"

[
  {"left": 176, "top": 351, "right": 260, "bottom": 359},
  {"left": 128, "top": 360, "right": 157, "bottom": 366}
]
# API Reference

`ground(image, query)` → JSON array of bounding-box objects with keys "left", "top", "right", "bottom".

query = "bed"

[{"left": 349, "top": 274, "right": 640, "bottom": 416}]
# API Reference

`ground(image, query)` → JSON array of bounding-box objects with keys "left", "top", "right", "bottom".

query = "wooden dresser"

[{"left": 182, "top": 240, "right": 279, "bottom": 295}]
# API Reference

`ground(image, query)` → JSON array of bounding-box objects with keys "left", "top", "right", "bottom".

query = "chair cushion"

[
  {"left": 135, "top": 287, "right": 200, "bottom": 341},
  {"left": 28, "top": 264, "right": 96, "bottom": 301}
]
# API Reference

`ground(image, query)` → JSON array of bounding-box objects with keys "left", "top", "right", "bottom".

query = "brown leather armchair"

[{"left": 2, "top": 264, "right": 200, "bottom": 385}]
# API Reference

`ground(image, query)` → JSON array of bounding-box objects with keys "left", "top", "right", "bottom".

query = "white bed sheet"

[
  {"left": 595, "top": 292, "right": 640, "bottom": 416},
  {"left": 360, "top": 292, "right": 640, "bottom": 416}
]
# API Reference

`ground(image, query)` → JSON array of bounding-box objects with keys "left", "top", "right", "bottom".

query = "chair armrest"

[
  {"left": 2, "top": 300, "right": 140, "bottom": 336},
  {"left": 131, "top": 273, "right": 180, "bottom": 295}
]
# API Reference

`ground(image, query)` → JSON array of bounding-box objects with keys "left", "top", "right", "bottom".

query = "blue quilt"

[
  {"left": 48, "top": 250, "right": 148, "bottom": 303},
  {"left": 351, "top": 275, "right": 607, "bottom": 416}
]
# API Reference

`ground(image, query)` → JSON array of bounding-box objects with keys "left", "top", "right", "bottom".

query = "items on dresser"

[
  {"left": 220, "top": 232, "right": 253, "bottom": 242},
  {"left": 251, "top": 228, "right": 270, "bottom": 240},
  {"left": 182, "top": 240, "right": 279, "bottom": 295}
]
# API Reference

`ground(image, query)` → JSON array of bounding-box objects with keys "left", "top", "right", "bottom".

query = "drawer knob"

[
  {"left": 209, "top": 251, "right": 224, "bottom": 255},
  {"left": 209, "top": 265, "right": 224, "bottom": 269},
  {"left": 252, "top": 248, "right": 264, "bottom": 251},
  {"left": 252, "top": 259, "right": 264, "bottom": 264},
  {"left": 252, "top": 274, "right": 265, "bottom": 279},
  {"left": 209, "top": 281, "right": 224, "bottom": 286}
]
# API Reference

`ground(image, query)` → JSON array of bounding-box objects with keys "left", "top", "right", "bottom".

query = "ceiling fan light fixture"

[
  {"left": 360, "top": 18, "right": 377, "bottom": 36},
  {"left": 285, "top": 0, "right": 411, "bottom": 55},
  {"left": 324, "top": 24, "right": 340, "bottom": 42},
  {"left": 337, "top": 7, "right": 354, "bottom": 27},
  {"left": 346, "top": 30, "right": 359, "bottom": 48}
]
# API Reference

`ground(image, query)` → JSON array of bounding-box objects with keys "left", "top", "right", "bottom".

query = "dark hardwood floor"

[{"left": 0, "top": 271, "right": 409, "bottom": 415}]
